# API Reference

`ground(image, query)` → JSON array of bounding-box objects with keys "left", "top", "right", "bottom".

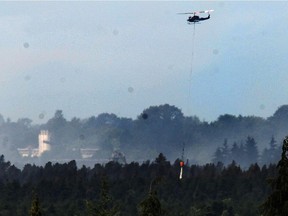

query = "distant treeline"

[
  {"left": 0, "top": 154, "right": 277, "bottom": 216},
  {"left": 212, "top": 136, "right": 280, "bottom": 168},
  {"left": 1, "top": 104, "right": 288, "bottom": 166}
]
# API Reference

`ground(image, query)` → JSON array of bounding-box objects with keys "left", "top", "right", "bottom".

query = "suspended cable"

[
  {"left": 180, "top": 25, "right": 196, "bottom": 180},
  {"left": 187, "top": 23, "right": 196, "bottom": 115}
]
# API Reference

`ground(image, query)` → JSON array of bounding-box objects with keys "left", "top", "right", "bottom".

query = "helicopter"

[{"left": 178, "top": 10, "right": 214, "bottom": 24}]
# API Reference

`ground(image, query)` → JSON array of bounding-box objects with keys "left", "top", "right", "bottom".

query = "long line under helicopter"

[{"left": 178, "top": 9, "right": 214, "bottom": 180}]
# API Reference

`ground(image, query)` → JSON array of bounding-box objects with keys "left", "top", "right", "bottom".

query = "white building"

[
  {"left": 38, "top": 130, "right": 51, "bottom": 156},
  {"left": 17, "top": 146, "right": 39, "bottom": 157},
  {"left": 17, "top": 130, "right": 51, "bottom": 157}
]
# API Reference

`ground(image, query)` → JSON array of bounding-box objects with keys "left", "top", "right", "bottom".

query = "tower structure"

[{"left": 38, "top": 130, "right": 51, "bottom": 156}]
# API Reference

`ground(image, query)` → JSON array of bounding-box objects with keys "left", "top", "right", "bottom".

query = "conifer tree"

[
  {"left": 231, "top": 142, "right": 242, "bottom": 164},
  {"left": 86, "top": 177, "right": 119, "bottom": 216},
  {"left": 138, "top": 191, "right": 162, "bottom": 216},
  {"left": 260, "top": 136, "right": 288, "bottom": 215},
  {"left": 138, "top": 178, "right": 162, "bottom": 216},
  {"left": 261, "top": 136, "right": 279, "bottom": 165},
  {"left": 213, "top": 140, "right": 231, "bottom": 165},
  {"left": 244, "top": 136, "right": 259, "bottom": 167},
  {"left": 213, "top": 147, "right": 224, "bottom": 164},
  {"left": 29, "top": 191, "right": 42, "bottom": 216},
  {"left": 222, "top": 139, "right": 231, "bottom": 165}
]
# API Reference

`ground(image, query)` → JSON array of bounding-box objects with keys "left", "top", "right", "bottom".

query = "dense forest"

[
  {"left": 1, "top": 104, "right": 288, "bottom": 167},
  {"left": 0, "top": 153, "right": 280, "bottom": 216},
  {"left": 1, "top": 104, "right": 288, "bottom": 215}
]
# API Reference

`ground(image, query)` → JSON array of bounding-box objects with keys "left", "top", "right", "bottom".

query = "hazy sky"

[{"left": 1, "top": 1, "right": 288, "bottom": 123}]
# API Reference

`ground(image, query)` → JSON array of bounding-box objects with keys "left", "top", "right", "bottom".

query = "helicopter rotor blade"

[
  {"left": 177, "top": 12, "right": 196, "bottom": 15},
  {"left": 197, "top": 9, "right": 214, "bottom": 14},
  {"left": 204, "top": 9, "right": 214, "bottom": 13},
  {"left": 178, "top": 9, "right": 214, "bottom": 15}
]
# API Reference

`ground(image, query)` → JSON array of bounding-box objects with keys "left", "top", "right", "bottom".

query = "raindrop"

[
  {"left": 60, "top": 77, "right": 66, "bottom": 83},
  {"left": 23, "top": 42, "right": 29, "bottom": 48},
  {"left": 39, "top": 113, "right": 45, "bottom": 119},
  {"left": 128, "top": 87, "right": 134, "bottom": 93},
  {"left": 259, "top": 104, "right": 266, "bottom": 110},
  {"left": 168, "top": 64, "right": 174, "bottom": 70},
  {"left": 213, "top": 49, "right": 219, "bottom": 55},
  {"left": 142, "top": 113, "right": 148, "bottom": 120},
  {"left": 24, "top": 75, "right": 31, "bottom": 81},
  {"left": 113, "top": 29, "right": 119, "bottom": 36},
  {"left": 261, "top": 31, "right": 267, "bottom": 37}
]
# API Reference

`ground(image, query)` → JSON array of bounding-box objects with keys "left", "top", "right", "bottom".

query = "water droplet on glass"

[
  {"left": 39, "top": 113, "right": 45, "bottom": 119},
  {"left": 24, "top": 75, "right": 31, "bottom": 81},
  {"left": 128, "top": 87, "right": 134, "bottom": 93},
  {"left": 23, "top": 42, "right": 29, "bottom": 48},
  {"left": 168, "top": 65, "right": 174, "bottom": 70},
  {"left": 60, "top": 77, "right": 66, "bottom": 83},
  {"left": 142, "top": 113, "right": 148, "bottom": 120},
  {"left": 259, "top": 104, "right": 265, "bottom": 110},
  {"left": 213, "top": 49, "right": 219, "bottom": 55},
  {"left": 113, "top": 29, "right": 119, "bottom": 36}
]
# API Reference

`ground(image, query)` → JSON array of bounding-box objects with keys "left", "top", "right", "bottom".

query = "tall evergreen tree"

[
  {"left": 86, "top": 177, "right": 119, "bottom": 216},
  {"left": 213, "top": 139, "right": 231, "bottom": 165},
  {"left": 260, "top": 136, "right": 288, "bottom": 215},
  {"left": 261, "top": 136, "right": 280, "bottom": 165},
  {"left": 213, "top": 147, "right": 224, "bottom": 164},
  {"left": 222, "top": 139, "right": 231, "bottom": 165},
  {"left": 231, "top": 142, "right": 242, "bottom": 164},
  {"left": 138, "top": 191, "right": 162, "bottom": 216},
  {"left": 138, "top": 177, "right": 162, "bottom": 216},
  {"left": 29, "top": 191, "right": 42, "bottom": 216},
  {"left": 244, "top": 136, "right": 259, "bottom": 167}
]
